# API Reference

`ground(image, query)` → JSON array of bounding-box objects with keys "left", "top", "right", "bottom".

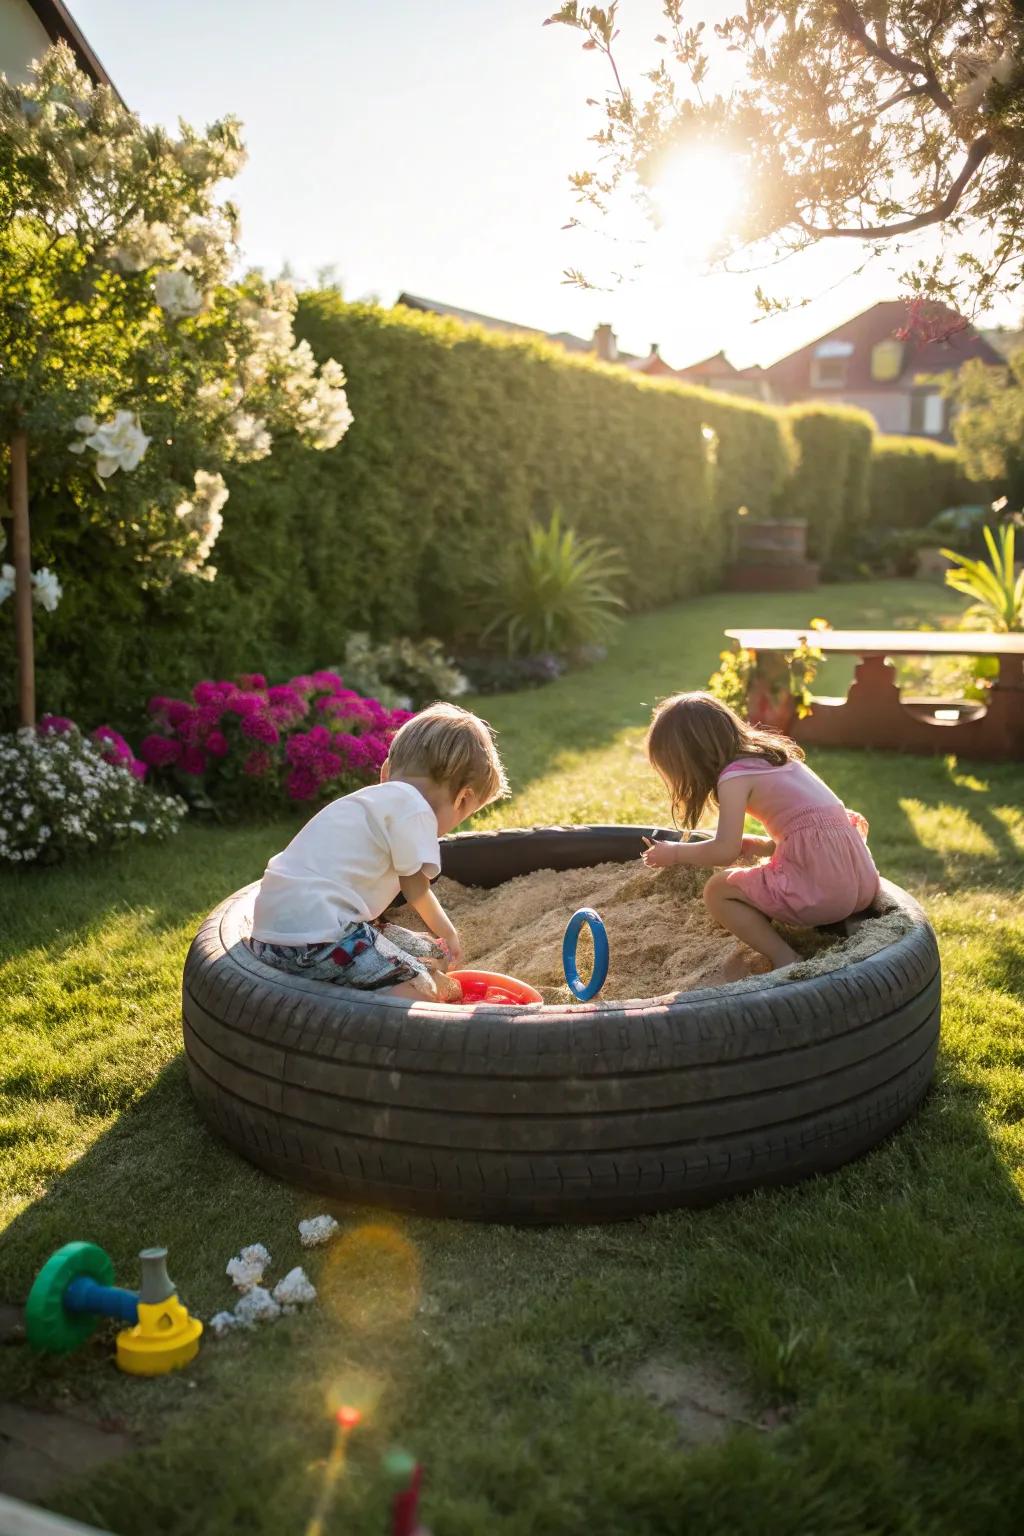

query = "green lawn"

[{"left": 2, "top": 579, "right": 1023, "bottom": 1536}]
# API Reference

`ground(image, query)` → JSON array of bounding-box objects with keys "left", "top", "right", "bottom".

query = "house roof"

[
  {"left": 765, "top": 300, "right": 1003, "bottom": 395},
  {"left": 396, "top": 292, "right": 645, "bottom": 365},
  {"left": 23, "top": 0, "right": 119, "bottom": 94}
]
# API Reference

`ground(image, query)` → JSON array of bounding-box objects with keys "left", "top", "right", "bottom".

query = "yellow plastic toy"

[{"left": 27, "top": 1242, "right": 202, "bottom": 1376}]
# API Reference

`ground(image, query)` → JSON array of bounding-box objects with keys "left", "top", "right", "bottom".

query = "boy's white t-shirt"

[{"left": 250, "top": 781, "right": 441, "bottom": 944}]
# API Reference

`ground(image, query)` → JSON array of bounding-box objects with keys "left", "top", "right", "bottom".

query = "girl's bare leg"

[{"left": 703, "top": 871, "right": 799, "bottom": 969}]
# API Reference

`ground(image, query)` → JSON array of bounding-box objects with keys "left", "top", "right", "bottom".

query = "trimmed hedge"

[
  {"left": 0, "top": 291, "right": 982, "bottom": 732},
  {"left": 868, "top": 435, "right": 988, "bottom": 529},
  {"left": 779, "top": 403, "right": 875, "bottom": 566},
  {"left": 2, "top": 294, "right": 796, "bottom": 730}
]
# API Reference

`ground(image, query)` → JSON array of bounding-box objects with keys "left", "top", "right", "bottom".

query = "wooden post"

[{"left": 10, "top": 428, "right": 35, "bottom": 727}]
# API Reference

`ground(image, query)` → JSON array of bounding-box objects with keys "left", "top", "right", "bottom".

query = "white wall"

[{"left": 0, "top": 0, "right": 51, "bottom": 86}]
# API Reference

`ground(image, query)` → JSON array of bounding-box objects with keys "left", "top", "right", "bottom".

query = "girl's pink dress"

[{"left": 720, "top": 757, "right": 880, "bottom": 926}]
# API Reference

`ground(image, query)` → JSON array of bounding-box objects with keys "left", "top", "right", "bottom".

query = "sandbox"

[{"left": 182, "top": 824, "right": 941, "bottom": 1223}]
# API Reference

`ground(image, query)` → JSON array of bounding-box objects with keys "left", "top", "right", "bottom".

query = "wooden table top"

[{"left": 725, "top": 628, "right": 1024, "bottom": 656}]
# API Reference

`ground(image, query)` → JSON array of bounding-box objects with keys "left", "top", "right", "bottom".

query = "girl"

[{"left": 642, "top": 692, "right": 879, "bottom": 969}]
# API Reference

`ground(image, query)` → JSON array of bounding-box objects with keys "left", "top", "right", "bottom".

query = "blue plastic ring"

[{"left": 562, "top": 907, "right": 609, "bottom": 1002}]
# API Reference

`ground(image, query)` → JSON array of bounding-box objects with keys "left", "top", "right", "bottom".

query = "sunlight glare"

[{"left": 651, "top": 147, "right": 745, "bottom": 263}]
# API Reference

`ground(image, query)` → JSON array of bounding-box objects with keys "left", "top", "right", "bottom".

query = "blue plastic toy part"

[
  {"left": 64, "top": 1275, "right": 140, "bottom": 1326},
  {"left": 562, "top": 907, "right": 610, "bottom": 1002}
]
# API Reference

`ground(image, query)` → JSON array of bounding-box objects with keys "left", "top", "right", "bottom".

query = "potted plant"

[{"left": 708, "top": 626, "right": 827, "bottom": 732}]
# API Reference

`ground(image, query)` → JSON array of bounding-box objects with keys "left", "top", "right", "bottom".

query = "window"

[
  {"left": 910, "top": 392, "right": 945, "bottom": 436},
  {"left": 811, "top": 356, "right": 847, "bottom": 388},
  {"left": 811, "top": 339, "right": 854, "bottom": 390},
  {"left": 871, "top": 339, "right": 903, "bottom": 381}
]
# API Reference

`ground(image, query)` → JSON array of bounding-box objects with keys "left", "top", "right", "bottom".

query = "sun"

[{"left": 650, "top": 147, "right": 745, "bottom": 262}]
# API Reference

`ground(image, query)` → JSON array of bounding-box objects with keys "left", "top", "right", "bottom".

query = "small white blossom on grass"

[
  {"left": 208, "top": 1311, "right": 239, "bottom": 1339},
  {"left": 298, "top": 1215, "right": 339, "bottom": 1247},
  {"left": 154, "top": 268, "right": 203, "bottom": 320},
  {"left": 272, "top": 1267, "right": 317, "bottom": 1307},
  {"left": 233, "top": 1286, "right": 281, "bottom": 1327},
  {"left": 70, "top": 410, "right": 150, "bottom": 477},
  {"left": 226, "top": 1243, "right": 271, "bottom": 1292}
]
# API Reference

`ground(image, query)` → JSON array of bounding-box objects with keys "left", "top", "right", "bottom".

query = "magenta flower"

[
  {"left": 206, "top": 731, "right": 229, "bottom": 758},
  {"left": 196, "top": 702, "right": 226, "bottom": 730},
  {"left": 165, "top": 699, "right": 195, "bottom": 729},
  {"left": 37, "top": 714, "right": 75, "bottom": 735},
  {"left": 238, "top": 673, "right": 268, "bottom": 690},
  {"left": 179, "top": 744, "right": 207, "bottom": 776},
  {"left": 130, "top": 759, "right": 148, "bottom": 780},
  {"left": 286, "top": 765, "right": 319, "bottom": 800},
  {"left": 91, "top": 726, "right": 133, "bottom": 762},
  {"left": 311, "top": 670, "right": 344, "bottom": 692},
  {"left": 139, "top": 734, "right": 181, "bottom": 767},
  {"left": 288, "top": 674, "right": 316, "bottom": 696},
  {"left": 148, "top": 695, "right": 172, "bottom": 716},
  {"left": 243, "top": 749, "right": 273, "bottom": 778},
  {"left": 224, "top": 691, "right": 265, "bottom": 717},
  {"left": 193, "top": 680, "right": 235, "bottom": 706},
  {"left": 240, "top": 713, "right": 280, "bottom": 745}
]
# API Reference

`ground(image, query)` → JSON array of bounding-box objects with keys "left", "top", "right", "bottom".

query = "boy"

[{"left": 249, "top": 702, "right": 508, "bottom": 999}]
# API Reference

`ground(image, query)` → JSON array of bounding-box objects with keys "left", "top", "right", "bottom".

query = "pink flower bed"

[
  {"left": 38, "top": 715, "right": 148, "bottom": 779},
  {"left": 139, "top": 670, "right": 413, "bottom": 804}
]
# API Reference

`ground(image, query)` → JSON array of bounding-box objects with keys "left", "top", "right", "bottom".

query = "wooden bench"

[{"left": 724, "top": 628, "right": 1024, "bottom": 760}]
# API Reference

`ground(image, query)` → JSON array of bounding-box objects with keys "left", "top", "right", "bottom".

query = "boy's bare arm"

[{"left": 398, "top": 869, "right": 463, "bottom": 964}]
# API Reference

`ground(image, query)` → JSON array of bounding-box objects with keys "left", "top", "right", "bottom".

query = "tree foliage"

[
  {"left": 545, "top": 2, "right": 1024, "bottom": 314},
  {"left": 0, "top": 45, "right": 352, "bottom": 638}
]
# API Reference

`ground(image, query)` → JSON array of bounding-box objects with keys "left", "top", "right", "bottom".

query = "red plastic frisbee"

[{"left": 449, "top": 969, "right": 543, "bottom": 1005}]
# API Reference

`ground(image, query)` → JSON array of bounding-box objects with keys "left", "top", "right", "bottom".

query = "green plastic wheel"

[{"left": 25, "top": 1241, "right": 115, "bottom": 1354}]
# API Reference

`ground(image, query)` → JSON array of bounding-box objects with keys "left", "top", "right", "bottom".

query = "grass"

[{"left": 1, "top": 578, "right": 1022, "bottom": 1536}]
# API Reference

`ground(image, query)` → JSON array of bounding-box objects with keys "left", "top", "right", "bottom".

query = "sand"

[{"left": 392, "top": 860, "right": 910, "bottom": 1005}]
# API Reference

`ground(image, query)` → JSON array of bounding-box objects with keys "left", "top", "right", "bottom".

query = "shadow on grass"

[{"left": 1, "top": 970, "right": 1023, "bottom": 1534}]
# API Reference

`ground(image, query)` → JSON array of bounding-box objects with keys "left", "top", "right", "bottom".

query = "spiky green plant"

[
  {"left": 941, "top": 523, "right": 1024, "bottom": 632},
  {"left": 482, "top": 511, "right": 626, "bottom": 657}
]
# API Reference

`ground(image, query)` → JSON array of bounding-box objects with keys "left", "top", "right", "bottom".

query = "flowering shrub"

[
  {"left": 340, "top": 632, "right": 468, "bottom": 710},
  {"left": 140, "top": 670, "right": 413, "bottom": 809},
  {"left": 0, "top": 726, "right": 186, "bottom": 865}
]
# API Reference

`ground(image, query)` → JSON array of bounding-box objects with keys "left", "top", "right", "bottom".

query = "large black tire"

[{"left": 182, "top": 825, "right": 941, "bottom": 1223}]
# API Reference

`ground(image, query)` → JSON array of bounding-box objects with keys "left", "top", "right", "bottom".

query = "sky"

[{"left": 70, "top": 0, "right": 1015, "bottom": 371}]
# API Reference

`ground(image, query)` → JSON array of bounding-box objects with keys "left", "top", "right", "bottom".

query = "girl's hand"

[
  {"left": 642, "top": 837, "right": 678, "bottom": 868},
  {"left": 741, "top": 833, "right": 775, "bottom": 857},
  {"left": 438, "top": 922, "right": 463, "bottom": 967}
]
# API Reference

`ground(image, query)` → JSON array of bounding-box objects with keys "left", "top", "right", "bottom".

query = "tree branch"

[
  {"left": 833, "top": 0, "right": 953, "bottom": 114},
  {"left": 798, "top": 134, "right": 993, "bottom": 239}
]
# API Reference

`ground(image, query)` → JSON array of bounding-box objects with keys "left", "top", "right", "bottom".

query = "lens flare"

[{"left": 651, "top": 146, "right": 745, "bottom": 261}]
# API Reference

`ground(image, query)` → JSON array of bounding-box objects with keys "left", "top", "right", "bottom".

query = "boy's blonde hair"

[
  {"left": 646, "top": 691, "right": 802, "bottom": 829},
  {"left": 387, "top": 702, "right": 509, "bottom": 804}
]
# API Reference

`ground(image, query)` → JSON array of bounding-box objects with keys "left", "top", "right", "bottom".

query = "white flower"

[
  {"left": 110, "top": 217, "right": 180, "bottom": 272},
  {"left": 0, "top": 563, "right": 62, "bottom": 612},
  {"left": 272, "top": 1267, "right": 317, "bottom": 1307},
  {"left": 174, "top": 468, "right": 229, "bottom": 574},
  {"left": 226, "top": 1243, "right": 271, "bottom": 1292},
  {"left": 32, "top": 566, "right": 62, "bottom": 612},
  {"left": 227, "top": 410, "right": 271, "bottom": 461},
  {"left": 72, "top": 410, "right": 150, "bottom": 477},
  {"left": 298, "top": 1214, "right": 339, "bottom": 1247},
  {"left": 154, "top": 268, "right": 203, "bottom": 320}
]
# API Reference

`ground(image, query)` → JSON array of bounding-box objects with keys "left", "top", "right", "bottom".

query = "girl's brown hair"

[{"left": 646, "top": 691, "right": 803, "bottom": 829}]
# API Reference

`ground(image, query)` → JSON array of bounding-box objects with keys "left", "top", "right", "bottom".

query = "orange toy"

[{"left": 448, "top": 969, "right": 543, "bottom": 1005}]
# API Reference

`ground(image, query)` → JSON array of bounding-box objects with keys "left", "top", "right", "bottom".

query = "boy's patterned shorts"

[{"left": 248, "top": 920, "right": 449, "bottom": 995}]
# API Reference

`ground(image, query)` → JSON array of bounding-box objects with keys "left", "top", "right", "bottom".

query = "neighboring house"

[
  {"left": 762, "top": 301, "right": 1003, "bottom": 443},
  {"left": 396, "top": 293, "right": 669, "bottom": 375},
  {"left": 672, "top": 350, "right": 774, "bottom": 403},
  {"left": 0, "top": 0, "right": 117, "bottom": 92}
]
